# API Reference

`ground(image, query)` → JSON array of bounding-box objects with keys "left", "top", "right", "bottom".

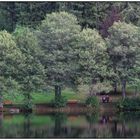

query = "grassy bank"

[
  {"left": 3, "top": 85, "right": 139, "bottom": 105},
  {"left": 3, "top": 88, "right": 87, "bottom": 104}
]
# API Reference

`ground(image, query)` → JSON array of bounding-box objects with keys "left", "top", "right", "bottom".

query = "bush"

[
  {"left": 51, "top": 96, "right": 67, "bottom": 108},
  {"left": 22, "top": 93, "right": 33, "bottom": 111},
  {"left": 23, "top": 98, "right": 33, "bottom": 111},
  {"left": 85, "top": 96, "right": 99, "bottom": 108},
  {"left": 117, "top": 97, "right": 140, "bottom": 111}
]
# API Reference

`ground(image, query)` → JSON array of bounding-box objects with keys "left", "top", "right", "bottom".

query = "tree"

[
  {"left": 107, "top": 21, "right": 140, "bottom": 99},
  {"left": 0, "top": 30, "right": 23, "bottom": 108},
  {"left": 15, "top": 2, "right": 58, "bottom": 28},
  {"left": 61, "top": 2, "right": 114, "bottom": 29},
  {"left": 13, "top": 26, "right": 45, "bottom": 110},
  {"left": 100, "top": 6, "right": 121, "bottom": 38},
  {"left": 38, "top": 12, "right": 81, "bottom": 100},
  {"left": 0, "top": 2, "right": 61, "bottom": 32},
  {"left": 0, "top": 2, "right": 17, "bottom": 32},
  {"left": 77, "top": 28, "right": 108, "bottom": 94},
  {"left": 120, "top": 2, "right": 140, "bottom": 26}
]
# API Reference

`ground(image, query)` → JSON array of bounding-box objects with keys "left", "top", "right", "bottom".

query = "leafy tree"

[
  {"left": 107, "top": 21, "right": 140, "bottom": 99},
  {"left": 15, "top": 2, "right": 59, "bottom": 28},
  {"left": 38, "top": 12, "right": 81, "bottom": 100},
  {"left": 0, "top": 2, "right": 17, "bottom": 32},
  {"left": 100, "top": 6, "right": 121, "bottom": 38},
  {"left": 62, "top": 2, "right": 114, "bottom": 29},
  {"left": 13, "top": 27, "right": 45, "bottom": 110},
  {"left": 0, "top": 31, "right": 23, "bottom": 106},
  {"left": 120, "top": 2, "right": 140, "bottom": 26},
  {"left": 77, "top": 28, "right": 108, "bottom": 94}
]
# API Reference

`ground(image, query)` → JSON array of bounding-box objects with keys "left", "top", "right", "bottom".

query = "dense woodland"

[{"left": 0, "top": 2, "right": 140, "bottom": 108}]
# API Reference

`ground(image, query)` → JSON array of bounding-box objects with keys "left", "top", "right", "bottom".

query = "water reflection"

[
  {"left": 52, "top": 113, "right": 67, "bottom": 137},
  {"left": 23, "top": 114, "right": 32, "bottom": 138},
  {"left": 0, "top": 111, "right": 140, "bottom": 138}
]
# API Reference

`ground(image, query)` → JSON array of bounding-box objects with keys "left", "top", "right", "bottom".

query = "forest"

[{"left": 0, "top": 2, "right": 140, "bottom": 110}]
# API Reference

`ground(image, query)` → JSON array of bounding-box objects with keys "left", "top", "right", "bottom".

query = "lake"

[{"left": 0, "top": 111, "right": 140, "bottom": 138}]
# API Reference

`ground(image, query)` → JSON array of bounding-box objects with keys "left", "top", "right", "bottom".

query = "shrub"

[
  {"left": 22, "top": 93, "right": 33, "bottom": 111},
  {"left": 85, "top": 96, "right": 99, "bottom": 108},
  {"left": 117, "top": 97, "right": 140, "bottom": 111},
  {"left": 51, "top": 96, "right": 67, "bottom": 108},
  {"left": 23, "top": 98, "right": 33, "bottom": 111}
]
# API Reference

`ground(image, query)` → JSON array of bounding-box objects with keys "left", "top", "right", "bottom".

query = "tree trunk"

[
  {"left": 55, "top": 85, "right": 61, "bottom": 100},
  {"left": 122, "top": 80, "right": 126, "bottom": 99},
  {"left": 113, "top": 81, "right": 117, "bottom": 94}
]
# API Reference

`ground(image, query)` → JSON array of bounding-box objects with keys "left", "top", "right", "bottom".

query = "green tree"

[
  {"left": 13, "top": 27, "right": 45, "bottom": 110},
  {"left": 77, "top": 28, "right": 108, "bottom": 94},
  {"left": 107, "top": 21, "right": 140, "bottom": 99},
  {"left": 38, "top": 12, "right": 81, "bottom": 100},
  {"left": 61, "top": 2, "right": 113, "bottom": 29},
  {"left": 120, "top": 2, "right": 140, "bottom": 26},
  {"left": 0, "top": 31, "right": 23, "bottom": 107}
]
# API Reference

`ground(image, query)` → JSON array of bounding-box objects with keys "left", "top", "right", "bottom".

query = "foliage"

[
  {"left": 38, "top": 12, "right": 81, "bottom": 99},
  {"left": 107, "top": 21, "right": 140, "bottom": 98},
  {"left": 85, "top": 96, "right": 99, "bottom": 108},
  {"left": 77, "top": 28, "right": 108, "bottom": 86},
  {"left": 117, "top": 97, "right": 140, "bottom": 110},
  {"left": 0, "top": 30, "right": 23, "bottom": 103},
  {"left": 13, "top": 26, "right": 45, "bottom": 109},
  {"left": 120, "top": 2, "right": 140, "bottom": 26},
  {"left": 0, "top": 3, "right": 140, "bottom": 105},
  {"left": 0, "top": 2, "right": 140, "bottom": 32},
  {"left": 51, "top": 96, "right": 67, "bottom": 108},
  {"left": 77, "top": 84, "right": 90, "bottom": 94},
  {"left": 22, "top": 94, "right": 33, "bottom": 111},
  {"left": 13, "top": 26, "right": 45, "bottom": 94},
  {"left": 89, "top": 82, "right": 112, "bottom": 95}
]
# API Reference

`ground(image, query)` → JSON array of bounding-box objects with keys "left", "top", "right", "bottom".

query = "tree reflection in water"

[
  {"left": 0, "top": 112, "right": 3, "bottom": 128},
  {"left": 0, "top": 111, "right": 139, "bottom": 138},
  {"left": 51, "top": 112, "right": 67, "bottom": 137},
  {"left": 23, "top": 113, "right": 32, "bottom": 138}
]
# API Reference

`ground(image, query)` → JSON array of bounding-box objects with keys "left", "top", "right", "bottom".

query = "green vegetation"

[
  {"left": 0, "top": 2, "right": 140, "bottom": 110},
  {"left": 85, "top": 96, "right": 99, "bottom": 108},
  {"left": 118, "top": 97, "right": 140, "bottom": 111},
  {"left": 86, "top": 112, "right": 99, "bottom": 123},
  {"left": 38, "top": 12, "right": 81, "bottom": 100},
  {"left": 51, "top": 96, "right": 67, "bottom": 108},
  {"left": 107, "top": 22, "right": 140, "bottom": 99},
  {"left": 3, "top": 89, "right": 87, "bottom": 104},
  {"left": 3, "top": 115, "right": 25, "bottom": 125},
  {"left": 119, "top": 112, "right": 140, "bottom": 121},
  {"left": 3, "top": 115, "right": 54, "bottom": 126}
]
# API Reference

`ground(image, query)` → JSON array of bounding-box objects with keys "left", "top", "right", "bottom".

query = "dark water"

[{"left": 0, "top": 111, "right": 140, "bottom": 138}]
